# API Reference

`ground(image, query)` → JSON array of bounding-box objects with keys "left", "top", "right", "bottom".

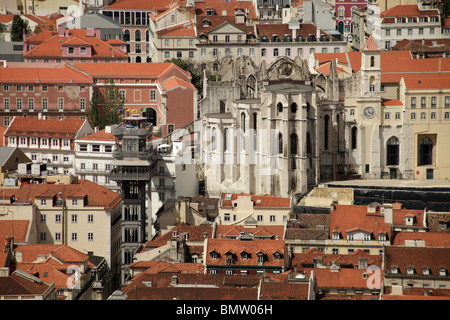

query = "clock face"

[{"left": 363, "top": 106, "right": 375, "bottom": 119}]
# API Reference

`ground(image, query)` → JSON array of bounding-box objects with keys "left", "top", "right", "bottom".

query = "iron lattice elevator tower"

[{"left": 110, "top": 115, "right": 155, "bottom": 284}]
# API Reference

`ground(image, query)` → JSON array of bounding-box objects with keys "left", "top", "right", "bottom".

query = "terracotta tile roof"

[
  {"left": 392, "top": 39, "right": 450, "bottom": 53},
  {"left": 403, "top": 76, "right": 450, "bottom": 89},
  {"left": 216, "top": 225, "right": 285, "bottom": 239},
  {"left": 73, "top": 62, "right": 190, "bottom": 80},
  {"left": 0, "top": 220, "right": 30, "bottom": 243},
  {"left": 129, "top": 258, "right": 204, "bottom": 274},
  {"left": 0, "top": 64, "right": 93, "bottom": 84},
  {"left": 0, "top": 14, "right": 14, "bottom": 23},
  {"left": 0, "top": 271, "right": 53, "bottom": 296},
  {"left": 392, "top": 208, "right": 425, "bottom": 228},
  {"left": 330, "top": 204, "right": 391, "bottom": 241},
  {"left": 206, "top": 238, "right": 285, "bottom": 267},
  {"left": 15, "top": 262, "right": 70, "bottom": 289},
  {"left": 124, "top": 285, "right": 258, "bottom": 300},
  {"left": 361, "top": 35, "right": 379, "bottom": 51},
  {"left": 293, "top": 248, "right": 383, "bottom": 269},
  {"left": 259, "top": 278, "right": 309, "bottom": 300},
  {"left": 384, "top": 246, "right": 450, "bottom": 275},
  {"left": 162, "top": 77, "right": 197, "bottom": 91},
  {"left": 383, "top": 286, "right": 450, "bottom": 300},
  {"left": 220, "top": 192, "right": 291, "bottom": 208},
  {"left": 24, "top": 29, "right": 128, "bottom": 59},
  {"left": 77, "top": 128, "right": 115, "bottom": 142},
  {"left": 381, "top": 5, "right": 440, "bottom": 19},
  {"left": 122, "top": 272, "right": 260, "bottom": 300},
  {"left": 105, "top": 0, "right": 179, "bottom": 11},
  {"left": 5, "top": 117, "right": 88, "bottom": 140},
  {"left": 392, "top": 232, "right": 450, "bottom": 247},
  {"left": 426, "top": 212, "right": 450, "bottom": 233},
  {"left": 382, "top": 99, "right": 403, "bottom": 106},
  {"left": 314, "top": 268, "right": 382, "bottom": 289},
  {"left": 256, "top": 23, "right": 337, "bottom": 41},
  {"left": 194, "top": 0, "right": 257, "bottom": 20},
  {"left": 156, "top": 21, "right": 196, "bottom": 37},
  {"left": 9, "top": 180, "right": 121, "bottom": 210},
  {"left": 145, "top": 222, "right": 212, "bottom": 248},
  {"left": 196, "top": 15, "right": 254, "bottom": 36},
  {"left": 14, "top": 244, "right": 89, "bottom": 264}
]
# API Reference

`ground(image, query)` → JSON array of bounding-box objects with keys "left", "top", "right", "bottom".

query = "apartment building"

[
  {"left": 0, "top": 179, "right": 122, "bottom": 289},
  {"left": 218, "top": 193, "right": 291, "bottom": 226},
  {"left": 100, "top": 0, "right": 161, "bottom": 63},
  {"left": 0, "top": 63, "right": 93, "bottom": 127},
  {"left": 74, "top": 62, "right": 197, "bottom": 137},
  {"left": 310, "top": 36, "right": 450, "bottom": 181},
  {"left": 74, "top": 126, "right": 118, "bottom": 191},
  {"left": 4, "top": 117, "right": 93, "bottom": 175},
  {"left": 365, "top": 4, "right": 444, "bottom": 50},
  {"left": 23, "top": 27, "right": 128, "bottom": 63}
]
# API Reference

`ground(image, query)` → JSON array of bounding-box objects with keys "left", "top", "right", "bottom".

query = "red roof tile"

[
  {"left": 392, "top": 232, "right": 450, "bottom": 247},
  {"left": 330, "top": 204, "right": 391, "bottom": 241},
  {"left": 0, "top": 220, "right": 30, "bottom": 243},
  {"left": 0, "top": 64, "right": 93, "bottom": 84},
  {"left": 220, "top": 192, "right": 290, "bottom": 208},
  {"left": 5, "top": 117, "right": 88, "bottom": 139},
  {"left": 9, "top": 180, "right": 121, "bottom": 210},
  {"left": 206, "top": 238, "right": 285, "bottom": 267}
]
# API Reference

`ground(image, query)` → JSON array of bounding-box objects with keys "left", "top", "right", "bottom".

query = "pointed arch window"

[
  {"left": 278, "top": 133, "right": 283, "bottom": 154},
  {"left": 290, "top": 133, "right": 298, "bottom": 155},
  {"left": 419, "top": 136, "right": 433, "bottom": 165},
  {"left": 290, "top": 103, "right": 297, "bottom": 113},
  {"left": 351, "top": 126, "right": 357, "bottom": 149},
  {"left": 386, "top": 137, "right": 399, "bottom": 165}
]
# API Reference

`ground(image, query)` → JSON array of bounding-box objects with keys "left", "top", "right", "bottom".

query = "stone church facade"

[{"left": 198, "top": 55, "right": 345, "bottom": 198}]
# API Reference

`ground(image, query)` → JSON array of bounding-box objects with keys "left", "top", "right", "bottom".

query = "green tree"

[
  {"left": 164, "top": 58, "right": 203, "bottom": 93},
  {"left": 88, "top": 79, "right": 125, "bottom": 129},
  {"left": 11, "top": 15, "right": 28, "bottom": 41}
]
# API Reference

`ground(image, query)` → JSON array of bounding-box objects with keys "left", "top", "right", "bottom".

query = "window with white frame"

[
  {"left": 58, "top": 98, "right": 64, "bottom": 111},
  {"left": 3, "top": 98, "right": 9, "bottom": 111},
  {"left": 28, "top": 98, "right": 34, "bottom": 111}
]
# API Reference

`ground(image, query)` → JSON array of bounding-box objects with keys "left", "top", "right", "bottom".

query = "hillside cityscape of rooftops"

[{"left": 0, "top": 0, "right": 449, "bottom": 306}]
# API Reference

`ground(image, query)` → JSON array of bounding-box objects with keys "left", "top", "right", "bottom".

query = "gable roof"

[
  {"left": 330, "top": 204, "right": 391, "bottom": 240},
  {"left": 0, "top": 64, "right": 93, "bottom": 84},
  {"left": 384, "top": 246, "right": 450, "bottom": 275},
  {"left": 220, "top": 192, "right": 291, "bottom": 208},
  {"left": 392, "top": 232, "right": 450, "bottom": 247},
  {"left": 9, "top": 180, "right": 121, "bottom": 210},
  {"left": 0, "top": 220, "right": 30, "bottom": 243},
  {"left": 24, "top": 28, "right": 128, "bottom": 59},
  {"left": 0, "top": 271, "right": 54, "bottom": 296},
  {"left": 206, "top": 238, "right": 285, "bottom": 267},
  {"left": 73, "top": 62, "right": 191, "bottom": 80},
  {"left": 5, "top": 117, "right": 88, "bottom": 140}
]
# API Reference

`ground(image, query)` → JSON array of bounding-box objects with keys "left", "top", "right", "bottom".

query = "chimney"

[{"left": 382, "top": 203, "right": 393, "bottom": 224}]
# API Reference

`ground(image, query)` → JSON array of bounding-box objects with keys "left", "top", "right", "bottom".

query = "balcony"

[
  {"left": 110, "top": 167, "right": 157, "bottom": 181},
  {"left": 112, "top": 148, "right": 151, "bottom": 160}
]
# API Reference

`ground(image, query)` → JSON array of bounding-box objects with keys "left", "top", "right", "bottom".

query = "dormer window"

[
  {"left": 379, "top": 233, "right": 386, "bottom": 242},
  {"left": 391, "top": 266, "right": 399, "bottom": 274},
  {"left": 439, "top": 268, "right": 447, "bottom": 276},
  {"left": 332, "top": 232, "right": 340, "bottom": 241},
  {"left": 422, "top": 267, "right": 430, "bottom": 275},
  {"left": 210, "top": 251, "right": 218, "bottom": 259},
  {"left": 273, "top": 252, "right": 281, "bottom": 260},
  {"left": 202, "top": 19, "right": 211, "bottom": 27},
  {"left": 241, "top": 251, "right": 248, "bottom": 260},
  {"left": 257, "top": 253, "right": 264, "bottom": 265},
  {"left": 407, "top": 266, "right": 414, "bottom": 275},
  {"left": 405, "top": 215, "right": 414, "bottom": 226}
]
